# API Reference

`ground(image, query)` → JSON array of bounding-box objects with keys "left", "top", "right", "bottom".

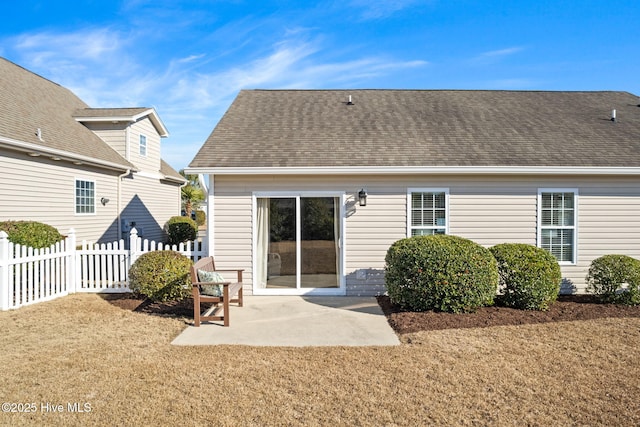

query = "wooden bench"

[{"left": 190, "top": 256, "right": 244, "bottom": 327}]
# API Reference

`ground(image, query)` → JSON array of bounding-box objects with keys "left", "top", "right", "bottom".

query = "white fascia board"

[
  {"left": 184, "top": 166, "right": 640, "bottom": 176},
  {"left": 132, "top": 108, "right": 170, "bottom": 138},
  {"left": 75, "top": 116, "right": 135, "bottom": 122},
  {"left": 0, "top": 135, "right": 133, "bottom": 172}
]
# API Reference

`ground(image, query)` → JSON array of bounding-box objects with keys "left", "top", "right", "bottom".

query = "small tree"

[{"left": 180, "top": 170, "right": 205, "bottom": 218}]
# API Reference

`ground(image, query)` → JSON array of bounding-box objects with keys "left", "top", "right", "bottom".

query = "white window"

[
  {"left": 407, "top": 189, "right": 449, "bottom": 236},
  {"left": 139, "top": 134, "right": 147, "bottom": 156},
  {"left": 75, "top": 179, "right": 95, "bottom": 214},
  {"left": 538, "top": 189, "right": 577, "bottom": 264}
]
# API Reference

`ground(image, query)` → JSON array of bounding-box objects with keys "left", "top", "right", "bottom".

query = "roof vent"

[
  {"left": 347, "top": 95, "right": 354, "bottom": 105},
  {"left": 611, "top": 109, "right": 616, "bottom": 122},
  {"left": 36, "top": 128, "right": 44, "bottom": 141}
]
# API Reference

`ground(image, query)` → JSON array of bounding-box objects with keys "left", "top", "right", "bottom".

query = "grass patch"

[{"left": 1, "top": 294, "right": 639, "bottom": 426}]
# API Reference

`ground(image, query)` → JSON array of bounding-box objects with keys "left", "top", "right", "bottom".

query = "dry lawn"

[{"left": 1, "top": 294, "right": 639, "bottom": 426}]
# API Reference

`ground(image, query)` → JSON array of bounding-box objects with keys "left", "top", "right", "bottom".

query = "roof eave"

[
  {"left": 0, "top": 135, "right": 136, "bottom": 172},
  {"left": 184, "top": 165, "right": 640, "bottom": 176},
  {"left": 161, "top": 175, "right": 187, "bottom": 184}
]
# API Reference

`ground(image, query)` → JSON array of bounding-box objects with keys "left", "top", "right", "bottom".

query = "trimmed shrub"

[
  {"left": 385, "top": 235, "right": 499, "bottom": 313},
  {"left": 586, "top": 255, "right": 640, "bottom": 305},
  {"left": 0, "top": 220, "right": 63, "bottom": 249},
  {"left": 490, "top": 243, "right": 562, "bottom": 310},
  {"left": 195, "top": 210, "right": 206, "bottom": 227},
  {"left": 129, "top": 250, "right": 193, "bottom": 302},
  {"left": 166, "top": 216, "right": 197, "bottom": 245}
]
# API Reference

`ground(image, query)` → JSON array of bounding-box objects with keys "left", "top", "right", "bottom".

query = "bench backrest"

[{"left": 190, "top": 256, "right": 216, "bottom": 283}]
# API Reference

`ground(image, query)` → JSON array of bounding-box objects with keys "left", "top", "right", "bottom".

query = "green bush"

[
  {"left": 586, "top": 255, "right": 640, "bottom": 305},
  {"left": 385, "top": 235, "right": 499, "bottom": 313},
  {"left": 166, "top": 216, "right": 197, "bottom": 245},
  {"left": 0, "top": 220, "right": 63, "bottom": 249},
  {"left": 490, "top": 243, "right": 562, "bottom": 310},
  {"left": 195, "top": 210, "right": 206, "bottom": 227},
  {"left": 129, "top": 250, "right": 193, "bottom": 302}
]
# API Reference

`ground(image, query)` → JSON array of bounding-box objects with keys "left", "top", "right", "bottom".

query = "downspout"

[
  {"left": 195, "top": 174, "right": 210, "bottom": 255},
  {"left": 118, "top": 126, "right": 132, "bottom": 239},
  {"left": 207, "top": 175, "right": 214, "bottom": 257},
  {"left": 117, "top": 169, "right": 131, "bottom": 239}
]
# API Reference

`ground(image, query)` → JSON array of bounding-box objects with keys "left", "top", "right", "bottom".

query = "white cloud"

[
  {"left": 471, "top": 47, "right": 525, "bottom": 65},
  {"left": 347, "top": 0, "right": 428, "bottom": 20}
]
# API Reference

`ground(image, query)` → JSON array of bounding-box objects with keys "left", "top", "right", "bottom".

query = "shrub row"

[{"left": 386, "top": 235, "right": 640, "bottom": 312}]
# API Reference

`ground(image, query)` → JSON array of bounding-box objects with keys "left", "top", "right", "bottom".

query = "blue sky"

[{"left": 2, "top": 1, "right": 639, "bottom": 171}]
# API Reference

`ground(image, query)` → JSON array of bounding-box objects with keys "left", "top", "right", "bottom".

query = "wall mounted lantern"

[
  {"left": 358, "top": 188, "right": 367, "bottom": 207},
  {"left": 100, "top": 197, "right": 110, "bottom": 206}
]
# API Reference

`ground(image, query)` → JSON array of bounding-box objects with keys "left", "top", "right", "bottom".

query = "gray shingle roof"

[
  {"left": 160, "top": 159, "right": 186, "bottom": 183},
  {"left": 0, "top": 58, "right": 134, "bottom": 169},
  {"left": 189, "top": 89, "right": 640, "bottom": 169}
]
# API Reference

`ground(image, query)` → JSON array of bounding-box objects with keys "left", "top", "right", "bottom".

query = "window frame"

[
  {"left": 537, "top": 188, "right": 578, "bottom": 265},
  {"left": 139, "top": 134, "right": 147, "bottom": 156},
  {"left": 406, "top": 188, "right": 450, "bottom": 237},
  {"left": 75, "top": 178, "right": 96, "bottom": 215}
]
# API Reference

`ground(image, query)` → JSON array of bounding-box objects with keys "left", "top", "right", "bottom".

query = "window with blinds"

[
  {"left": 75, "top": 179, "right": 95, "bottom": 214},
  {"left": 539, "top": 190, "right": 577, "bottom": 263},
  {"left": 408, "top": 190, "right": 448, "bottom": 236}
]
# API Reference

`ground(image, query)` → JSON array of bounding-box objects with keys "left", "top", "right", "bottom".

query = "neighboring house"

[
  {"left": 0, "top": 57, "right": 185, "bottom": 244},
  {"left": 186, "top": 89, "right": 640, "bottom": 296}
]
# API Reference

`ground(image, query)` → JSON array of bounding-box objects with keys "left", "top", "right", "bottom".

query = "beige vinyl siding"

[
  {"left": 129, "top": 118, "right": 161, "bottom": 174},
  {"left": 210, "top": 174, "right": 640, "bottom": 295},
  {"left": 119, "top": 173, "right": 182, "bottom": 243},
  {"left": 0, "top": 149, "right": 120, "bottom": 242},
  {"left": 83, "top": 122, "right": 128, "bottom": 159},
  {"left": 449, "top": 192, "right": 537, "bottom": 246}
]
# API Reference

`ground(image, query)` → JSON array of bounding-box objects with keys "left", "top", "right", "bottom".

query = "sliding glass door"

[{"left": 255, "top": 194, "right": 342, "bottom": 294}]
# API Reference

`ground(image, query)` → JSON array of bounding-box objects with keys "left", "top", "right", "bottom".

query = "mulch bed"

[
  {"left": 103, "top": 293, "right": 640, "bottom": 334},
  {"left": 377, "top": 294, "right": 640, "bottom": 334},
  {"left": 102, "top": 294, "right": 196, "bottom": 318}
]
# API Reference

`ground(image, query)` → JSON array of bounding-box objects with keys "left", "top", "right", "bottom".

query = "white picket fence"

[{"left": 0, "top": 228, "right": 206, "bottom": 311}]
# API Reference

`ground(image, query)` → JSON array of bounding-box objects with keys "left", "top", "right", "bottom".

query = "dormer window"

[{"left": 139, "top": 134, "right": 147, "bottom": 156}]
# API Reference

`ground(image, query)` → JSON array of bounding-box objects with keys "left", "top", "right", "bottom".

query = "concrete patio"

[{"left": 171, "top": 296, "right": 400, "bottom": 347}]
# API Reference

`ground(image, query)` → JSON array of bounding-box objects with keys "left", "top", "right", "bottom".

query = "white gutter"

[
  {"left": 0, "top": 136, "right": 133, "bottom": 172},
  {"left": 184, "top": 166, "right": 640, "bottom": 176}
]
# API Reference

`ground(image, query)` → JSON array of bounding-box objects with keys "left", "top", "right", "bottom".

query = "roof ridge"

[{"left": 246, "top": 88, "right": 630, "bottom": 94}]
